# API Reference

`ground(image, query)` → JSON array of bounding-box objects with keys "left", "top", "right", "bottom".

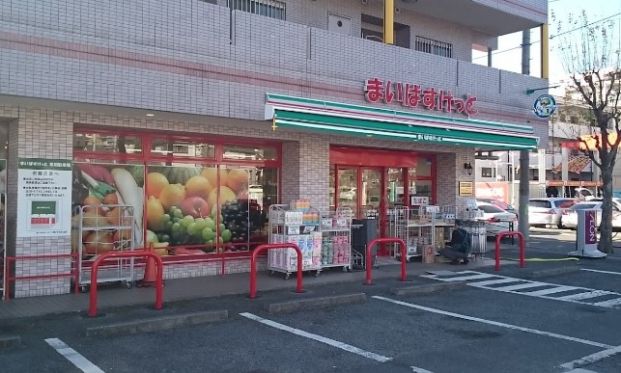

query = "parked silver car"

[{"left": 528, "top": 198, "right": 576, "bottom": 228}]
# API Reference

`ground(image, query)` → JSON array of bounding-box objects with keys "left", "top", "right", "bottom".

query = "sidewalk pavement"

[
  {"left": 0, "top": 257, "right": 500, "bottom": 321},
  {"left": 2, "top": 232, "right": 608, "bottom": 322}
]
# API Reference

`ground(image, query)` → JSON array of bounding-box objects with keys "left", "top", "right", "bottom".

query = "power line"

[
  {"left": 473, "top": 12, "right": 621, "bottom": 61},
  {"left": 550, "top": 12, "right": 621, "bottom": 40}
]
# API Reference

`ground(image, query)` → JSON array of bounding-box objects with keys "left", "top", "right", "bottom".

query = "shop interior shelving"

[{"left": 78, "top": 204, "right": 135, "bottom": 291}]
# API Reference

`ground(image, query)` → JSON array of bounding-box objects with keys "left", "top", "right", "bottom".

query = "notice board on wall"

[{"left": 17, "top": 158, "right": 72, "bottom": 238}]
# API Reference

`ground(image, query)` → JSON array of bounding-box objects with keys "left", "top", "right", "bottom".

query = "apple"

[{"left": 180, "top": 196, "right": 210, "bottom": 218}]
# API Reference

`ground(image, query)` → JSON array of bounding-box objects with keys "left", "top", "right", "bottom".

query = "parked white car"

[
  {"left": 528, "top": 198, "right": 575, "bottom": 228},
  {"left": 563, "top": 202, "right": 621, "bottom": 229},
  {"left": 476, "top": 202, "right": 518, "bottom": 237}
]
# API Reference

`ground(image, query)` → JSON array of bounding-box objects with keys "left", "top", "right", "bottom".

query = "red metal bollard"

[
  {"left": 495, "top": 231, "right": 526, "bottom": 272},
  {"left": 365, "top": 238, "right": 408, "bottom": 285},
  {"left": 249, "top": 243, "right": 304, "bottom": 299},
  {"left": 88, "top": 250, "right": 163, "bottom": 317}
]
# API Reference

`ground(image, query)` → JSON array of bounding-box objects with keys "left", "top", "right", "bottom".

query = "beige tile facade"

[{"left": 0, "top": 0, "right": 542, "bottom": 297}]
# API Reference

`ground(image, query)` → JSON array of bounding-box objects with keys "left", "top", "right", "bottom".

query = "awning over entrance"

[{"left": 265, "top": 94, "right": 539, "bottom": 150}]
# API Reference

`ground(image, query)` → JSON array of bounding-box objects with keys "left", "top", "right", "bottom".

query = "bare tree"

[{"left": 553, "top": 10, "right": 621, "bottom": 253}]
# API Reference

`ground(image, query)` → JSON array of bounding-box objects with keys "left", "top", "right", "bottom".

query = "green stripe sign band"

[{"left": 275, "top": 119, "right": 536, "bottom": 149}]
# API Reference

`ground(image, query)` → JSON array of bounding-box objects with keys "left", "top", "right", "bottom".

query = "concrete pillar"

[
  {"left": 538, "top": 148, "right": 546, "bottom": 187},
  {"left": 561, "top": 146, "right": 569, "bottom": 197}
]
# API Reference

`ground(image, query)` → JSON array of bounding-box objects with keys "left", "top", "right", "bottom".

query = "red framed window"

[
  {"left": 329, "top": 146, "right": 437, "bottom": 242},
  {"left": 72, "top": 126, "right": 281, "bottom": 262}
]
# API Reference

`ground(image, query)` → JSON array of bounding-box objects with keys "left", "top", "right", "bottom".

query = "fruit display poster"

[
  {"left": 72, "top": 163, "right": 145, "bottom": 255},
  {"left": 17, "top": 158, "right": 72, "bottom": 237}
]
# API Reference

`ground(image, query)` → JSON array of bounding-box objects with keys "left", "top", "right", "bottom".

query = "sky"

[{"left": 472, "top": 0, "right": 621, "bottom": 95}]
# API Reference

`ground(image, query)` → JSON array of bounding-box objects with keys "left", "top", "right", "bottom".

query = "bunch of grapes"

[
  {"left": 160, "top": 205, "right": 231, "bottom": 247},
  {"left": 221, "top": 201, "right": 249, "bottom": 248}
]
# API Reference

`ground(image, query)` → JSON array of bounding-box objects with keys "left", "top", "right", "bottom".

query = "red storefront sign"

[{"left": 364, "top": 77, "right": 477, "bottom": 116}]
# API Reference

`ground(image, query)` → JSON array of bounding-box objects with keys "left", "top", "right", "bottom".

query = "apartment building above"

[
  {"left": 220, "top": 0, "right": 547, "bottom": 62},
  {"left": 0, "top": 0, "right": 549, "bottom": 144}
]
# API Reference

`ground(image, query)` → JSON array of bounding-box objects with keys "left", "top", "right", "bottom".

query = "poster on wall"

[
  {"left": 17, "top": 158, "right": 72, "bottom": 237},
  {"left": 72, "top": 163, "right": 145, "bottom": 254}
]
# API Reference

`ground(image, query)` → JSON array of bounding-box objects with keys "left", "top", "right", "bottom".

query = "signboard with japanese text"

[
  {"left": 410, "top": 196, "right": 429, "bottom": 206},
  {"left": 17, "top": 158, "right": 72, "bottom": 237},
  {"left": 459, "top": 181, "right": 474, "bottom": 197},
  {"left": 364, "top": 77, "right": 477, "bottom": 117}
]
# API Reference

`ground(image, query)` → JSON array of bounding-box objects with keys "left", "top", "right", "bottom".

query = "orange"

[
  {"left": 226, "top": 169, "right": 248, "bottom": 193},
  {"left": 201, "top": 168, "right": 227, "bottom": 187},
  {"left": 185, "top": 175, "right": 212, "bottom": 199},
  {"left": 146, "top": 172, "right": 169, "bottom": 198},
  {"left": 159, "top": 183, "right": 186, "bottom": 210}
]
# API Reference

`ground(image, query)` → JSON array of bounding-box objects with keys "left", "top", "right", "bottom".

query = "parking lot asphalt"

[{"left": 2, "top": 240, "right": 621, "bottom": 373}]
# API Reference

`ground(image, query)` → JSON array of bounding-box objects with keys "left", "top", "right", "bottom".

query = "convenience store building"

[{"left": 0, "top": 0, "right": 548, "bottom": 298}]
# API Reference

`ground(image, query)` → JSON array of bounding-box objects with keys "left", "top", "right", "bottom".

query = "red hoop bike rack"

[
  {"left": 250, "top": 243, "right": 304, "bottom": 299},
  {"left": 88, "top": 250, "right": 164, "bottom": 317},
  {"left": 365, "top": 238, "right": 408, "bottom": 285},
  {"left": 495, "top": 231, "right": 526, "bottom": 272}
]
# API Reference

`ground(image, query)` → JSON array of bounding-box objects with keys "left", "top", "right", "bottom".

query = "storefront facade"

[{"left": 0, "top": 0, "right": 547, "bottom": 297}]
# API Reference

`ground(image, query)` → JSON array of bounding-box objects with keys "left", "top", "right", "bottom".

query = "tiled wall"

[
  {"left": 0, "top": 0, "right": 549, "bottom": 148},
  {"left": 1, "top": 106, "right": 73, "bottom": 297}
]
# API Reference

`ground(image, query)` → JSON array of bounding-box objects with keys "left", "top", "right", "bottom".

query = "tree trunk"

[{"left": 599, "top": 168, "right": 615, "bottom": 254}]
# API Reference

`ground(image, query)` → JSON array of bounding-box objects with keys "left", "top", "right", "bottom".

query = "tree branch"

[
  {"left": 578, "top": 136, "right": 602, "bottom": 168},
  {"left": 572, "top": 75, "right": 593, "bottom": 107},
  {"left": 595, "top": 70, "right": 606, "bottom": 112}
]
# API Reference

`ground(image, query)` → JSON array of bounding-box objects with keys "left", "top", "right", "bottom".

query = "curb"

[
  {"left": 86, "top": 310, "right": 229, "bottom": 337},
  {"left": 0, "top": 335, "right": 21, "bottom": 349},
  {"left": 523, "top": 266, "right": 580, "bottom": 279},
  {"left": 391, "top": 281, "right": 467, "bottom": 296},
  {"left": 267, "top": 293, "right": 367, "bottom": 314}
]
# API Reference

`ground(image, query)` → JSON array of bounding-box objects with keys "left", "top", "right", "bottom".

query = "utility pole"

[{"left": 519, "top": 30, "right": 531, "bottom": 240}]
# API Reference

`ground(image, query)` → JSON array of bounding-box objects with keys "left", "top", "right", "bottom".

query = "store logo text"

[{"left": 364, "top": 78, "right": 477, "bottom": 117}]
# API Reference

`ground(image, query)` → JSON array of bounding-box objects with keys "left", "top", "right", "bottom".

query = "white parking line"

[
  {"left": 239, "top": 312, "right": 392, "bottom": 363},
  {"left": 440, "top": 273, "right": 495, "bottom": 282},
  {"left": 523, "top": 286, "right": 579, "bottom": 296},
  {"left": 556, "top": 290, "right": 614, "bottom": 301},
  {"left": 45, "top": 338, "right": 105, "bottom": 373},
  {"left": 560, "top": 345, "right": 621, "bottom": 370},
  {"left": 372, "top": 296, "right": 613, "bottom": 349},
  {"left": 423, "top": 271, "right": 621, "bottom": 309},
  {"left": 581, "top": 268, "right": 621, "bottom": 276}
]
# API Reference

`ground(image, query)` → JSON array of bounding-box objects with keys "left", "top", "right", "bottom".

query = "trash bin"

[
  {"left": 461, "top": 220, "right": 487, "bottom": 256},
  {"left": 351, "top": 218, "right": 378, "bottom": 269}
]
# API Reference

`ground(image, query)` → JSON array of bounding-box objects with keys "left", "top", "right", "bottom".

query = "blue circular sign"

[{"left": 533, "top": 94, "right": 557, "bottom": 118}]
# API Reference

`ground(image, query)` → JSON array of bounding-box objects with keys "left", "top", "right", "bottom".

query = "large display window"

[{"left": 72, "top": 128, "right": 280, "bottom": 261}]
